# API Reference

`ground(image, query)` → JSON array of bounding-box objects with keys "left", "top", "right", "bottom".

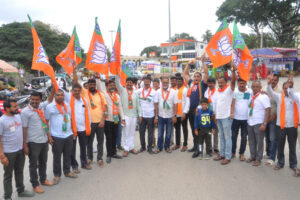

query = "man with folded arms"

[
  {"left": 45, "top": 89, "right": 77, "bottom": 184},
  {"left": 21, "top": 90, "right": 54, "bottom": 194},
  {"left": 0, "top": 99, "right": 35, "bottom": 199}
]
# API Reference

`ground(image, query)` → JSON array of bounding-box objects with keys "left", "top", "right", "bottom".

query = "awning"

[
  {"left": 0, "top": 60, "right": 18, "bottom": 73},
  {"left": 250, "top": 48, "right": 283, "bottom": 59}
]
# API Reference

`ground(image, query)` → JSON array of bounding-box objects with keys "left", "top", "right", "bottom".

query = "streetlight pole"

[{"left": 168, "top": 0, "right": 172, "bottom": 74}]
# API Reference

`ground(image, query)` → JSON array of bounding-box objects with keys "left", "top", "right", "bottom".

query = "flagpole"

[{"left": 168, "top": 0, "right": 172, "bottom": 75}]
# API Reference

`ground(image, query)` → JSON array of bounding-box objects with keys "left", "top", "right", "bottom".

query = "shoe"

[
  {"left": 165, "top": 148, "right": 172, "bottom": 153},
  {"left": 148, "top": 149, "right": 154, "bottom": 154},
  {"left": 221, "top": 159, "right": 231, "bottom": 165},
  {"left": 123, "top": 151, "right": 129, "bottom": 157},
  {"left": 98, "top": 160, "right": 105, "bottom": 167},
  {"left": 18, "top": 190, "right": 35, "bottom": 197},
  {"left": 129, "top": 149, "right": 138, "bottom": 155},
  {"left": 82, "top": 165, "right": 92, "bottom": 170},
  {"left": 192, "top": 152, "right": 199, "bottom": 158},
  {"left": 53, "top": 177, "right": 60, "bottom": 185},
  {"left": 73, "top": 168, "right": 80, "bottom": 174},
  {"left": 65, "top": 172, "right": 78, "bottom": 178},
  {"left": 106, "top": 157, "right": 111, "bottom": 164},
  {"left": 205, "top": 154, "right": 212, "bottom": 160},
  {"left": 33, "top": 185, "right": 44, "bottom": 194},
  {"left": 181, "top": 146, "right": 187, "bottom": 152},
  {"left": 188, "top": 147, "right": 195, "bottom": 152},
  {"left": 213, "top": 149, "right": 219, "bottom": 155},
  {"left": 199, "top": 154, "right": 204, "bottom": 160},
  {"left": 112, "top": 154, "right": 123, "bottom": 159},
  {"left": 138, "top": 147, "right": 146, "bottom": 153},
  {"left": 172, "top": 145, "right": 180, "bottom": 150},
  {"left": 252, "top": 160, "right": 261, "bottom": 167},
  {"left": 213, "top": 155, "right": 225, "bottom": 161},
  {"left": 40, "top": 179, "right": 54, "bottom": 186},
  {"left": 117, "top": 145, "right": 124, "bottom": 151}
]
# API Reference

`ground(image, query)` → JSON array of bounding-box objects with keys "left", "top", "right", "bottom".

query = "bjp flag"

[
  {"left": 120, "top": 62, "right": 132, "bottom": 87},
  {"left": 110, "top": 20, "right": 121, "bottom": 75},
  {"left": 28, "top": 15, "right": 58, "bottom": 91},
  {"left": 232, "top": 22, "right": 253, "bottom": 82},
  {"left": 86, "top": 17, "right": 109, "bottom": 76},
  {"left": 205, "top": 18, "right": 233, "bottom": 68},
  {"left": 56, "top": 26, "right": 82, "bottom": 75}
]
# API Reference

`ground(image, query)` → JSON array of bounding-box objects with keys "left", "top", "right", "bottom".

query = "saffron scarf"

[
  {"left": 142, "top": 87, "right": 152, "bottom": 102},
  {"left": 70, "top": 95, "right": 91, "bottom": 137},
  {"left": 207, "top": 88, "right": 216, "bottom": 103},
  {"left": 108, "top": 91, "right": 119, "bottom": 123},
  {"left": 55, "top": 101, "right": 69, "bottom": 132},
  {"left": 127, "top": 89, "right": 133, "bottom": 109},
  {"left": 248, "top": 92, "right": 261, "bottom": 117},
  {"left": 87, "top": 89, "right": 106, "bottom": 111},
  {"left": 177, "top": 86, "right": 185, "bottom": 115},
  {"left": 28, "top": 105, "right": 49, "bottom": 134},
  {"left": 280, "top": 92, "right": 299, "bottom": 129},
  {"left": 218, "top": 85, "right": 229, "bottom": 93},
  {"left": 187, "top": 82, "right": 201, "bottom": 99}
]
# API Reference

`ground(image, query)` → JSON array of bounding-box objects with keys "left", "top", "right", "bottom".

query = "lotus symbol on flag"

[
  {"left": 233, "top": 49, "right": 250, "bottom": 69},
  {"left": 111, "top": 48, "right": 117, "bottom": 62},
  {"left": 90, "top": 41, "right": 108, "bottom": 64},
  {"left": 37, "top": 46, "right": 50, "bottom": 65},
  {"left": 210, "top": 35, "right": 232, "bottom": 57}
]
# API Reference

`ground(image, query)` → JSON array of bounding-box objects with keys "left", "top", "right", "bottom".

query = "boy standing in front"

[{"left": 194, "top": 98, "right": 216, "bottom": 160}]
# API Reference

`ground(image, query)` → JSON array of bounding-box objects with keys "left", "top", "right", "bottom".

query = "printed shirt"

[
  {"left": 194, "top": 108, "right": 216, "bottom": 129},
  {"left": 233, "top": 88, "right": 252, "bottom": 120}
]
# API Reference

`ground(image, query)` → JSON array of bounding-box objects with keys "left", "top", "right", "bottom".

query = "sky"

[{"left": 0, "top": 0, "right": 252, "bottom": 56}]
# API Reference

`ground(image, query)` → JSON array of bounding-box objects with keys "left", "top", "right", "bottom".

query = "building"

[{"left": 160, "top": 39, "right": 207, "bottom": 67}]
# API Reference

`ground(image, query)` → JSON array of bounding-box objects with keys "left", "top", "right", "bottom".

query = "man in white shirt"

[
  {"left": 137, "top": 76, "right": 158, "bottom": 154},
  {"left": 64, "top": 83, "right": 92, "bottom": 172},
  {"left": 204, "top": 77, "right": 218, "bottom": 154},
  {"left": 173, "top": 76, "right": 189, "bottom": 152},
  {"left": 213, "top": 62, "right": 236, "bottom": 165},
  {"left": 155, "top": 77, "right": 178, "bottom": 153},
  {"left": 231, "top": 78, "right": 251, "bottom": 161},
  {"left": 246, "top": 80, "right": 270, "bottom": 167}
]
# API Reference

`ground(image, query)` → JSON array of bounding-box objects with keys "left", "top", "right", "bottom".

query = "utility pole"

[
  {"left": 168, "top": 0, "right": 172, "bottom": 74},
  {"left": 260, "top": 27, "right": 263, "bottom": 48}
]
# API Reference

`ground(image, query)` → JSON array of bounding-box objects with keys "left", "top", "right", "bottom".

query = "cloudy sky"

[{"left": 0, "top": 0, "right": 252, "bottom": 56}]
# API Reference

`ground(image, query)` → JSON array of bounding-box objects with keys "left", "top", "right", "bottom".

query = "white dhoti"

[{"left": 123, "top": 115, "right": 137, "bottom": 151}]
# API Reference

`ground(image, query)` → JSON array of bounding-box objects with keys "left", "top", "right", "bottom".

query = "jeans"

[
  {"left": 3, "top": 150, "right": 25, "bottom": 199},
  {"left": 52, "top": 135, "right": 73, "bottom": 177},
  {"left": 71, "top": 131, "right": 88, "bottom": 169},
  {"left": 117, "top": 120, "right": 122, "bottom": 147},
  {"left": 157, "top": 117, "right": 172, "bottom": 150},
  {"left": 139, "top": 117, "right": 154, "bottom": 151},
  {"left": 28, "top": 142, "right": 48, "bottom": 188},
  {"left": 247, "top": 124, "right": 265, "bottom": 161},
  {"left": 276, "top": 126, "right": 298, "bottom": 168},
  {"left": 266, "top": 121, "right": 277, "bottom": 161},
  {"left": 87, "top": 123, "right": 104, "bottom": 161},
  {"left": 104, "top": 121, "right": 118, "bottom": 157},
  {"left": 217, "top": 118, "right": 233, "bottom": 160},
  {"left": 187, "top": 109, "right": 197, "bottom": 150},
  {"left": 231, "top": 119, "right": 248, "bottom": 155},
  {"left": 174, "top": 116, "right": 188, "bottom": 146}
]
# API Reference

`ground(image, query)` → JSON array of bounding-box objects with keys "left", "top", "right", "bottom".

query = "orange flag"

[
  {"left": 205, "top": 18, "right": 233, "bottom": 68},
  {"left": 28, "top": 15, "right": 58, "bottom": 91},
  {"left": 232, "top": 22, "right": 253, "bottom": 81},
  {"left": 56, "top": 26, "right": 82, "bottom": 75},
  {"left": 110, "top": 20, "right": 121, "bottom": 75},
  {"left": 86, "top": 17, "right": 109, "bottom": 76}
]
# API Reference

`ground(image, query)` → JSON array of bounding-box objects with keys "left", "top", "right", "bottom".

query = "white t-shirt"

[
  {"left": 214, "top": 86, "right": 234, "bottom": 119},
  {"left": 204, "top": 88, "right": 217, "bottom": 112},
  {"left": 137, "top": 87, "right": 158, "bottom": 118},
  {"left": 158, "top": 88, "right": 178, "bottom": 118},
  {"left": 247, "top": 93, "right": 271, "bottom": 126},
  {"left": 233, "top": 89, "right": 252, "bottom": 120}
]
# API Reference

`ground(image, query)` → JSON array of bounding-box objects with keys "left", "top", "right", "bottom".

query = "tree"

[
  {"left": 241, "top": 32, "right": 279, "bottom": 49},
  {"left": 0, "top": 21, "right": 85, "bottom": 72},
  {"left": 216, "top": 0, "right": 300, "bottom": 47},
  {"left": 171, "top": 32, "right": 196, "bottom": 42},
  {"left": 201, "top": 30, "right": 213, "bottom": 43},
  {"left": 140, "top": 46, "right": 161, "bottom": 57}
]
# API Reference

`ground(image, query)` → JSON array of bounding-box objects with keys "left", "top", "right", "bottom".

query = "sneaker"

[
  {"left": 205, "top": 154, "right": 212, "bottom": 160},
  {"left": 18, "top": 190, "right": 35, "bottom": 197}
]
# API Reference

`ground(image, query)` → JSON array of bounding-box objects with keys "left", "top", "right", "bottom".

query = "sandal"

[
  {"left": 166, "top": 148, "right": 172, "bottom": 153},
  {"left": 239, "top": 154, "right": 245, "bottom": 161},
  {"left": 252, "top": 160, "right": 261, "bottom": 167},
  {"left": 65, "top": 172, "right": 78, "bottom": 178},
  {"left": 294, "top": 169, "right": 300, "bottom": 177},
  {"left": 274, "top": 165, "right": 283, "bottom": 171},
  {"left": 246, "top": 158, "right": 255, "bottom": 163},
  {"left": 265, "top": 159, "right": 274, "bottom": 166},
  {"left": 53, "top": 177, "right": 60, "bottom": 185}
]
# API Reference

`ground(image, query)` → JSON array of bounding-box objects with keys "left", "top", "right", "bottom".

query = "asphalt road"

[{"left": 1, "top": 77, "right": 300, "bottom": 200}]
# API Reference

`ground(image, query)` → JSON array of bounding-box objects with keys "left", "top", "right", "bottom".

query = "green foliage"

[
  {"left": 140, "top": 46, "right": 161, "bottom": 57},
  {"left": 0, "top": 21, "right": 85, "bottom": 73},
  {"left": 171, "top": 32, "right": 196, "bottom": 42},
  {"left": 201, "top": 30, "right": 213, "bottom": 43},
  {"left": 216, "top": 0, "right": 300, "bottom": 47}
]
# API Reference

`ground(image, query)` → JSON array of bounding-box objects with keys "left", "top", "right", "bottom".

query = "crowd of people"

[{"left": 0, "top": 57, "right": 300, "bottom": 199}]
